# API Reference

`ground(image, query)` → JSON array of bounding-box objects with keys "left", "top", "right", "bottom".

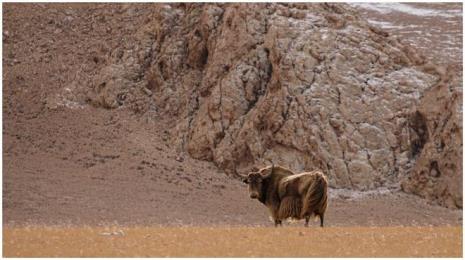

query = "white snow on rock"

[{"left": 350, "top": 3, "right": 462, "bottom": 18}]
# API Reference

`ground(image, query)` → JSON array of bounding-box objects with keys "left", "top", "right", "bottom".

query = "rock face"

[
  {"left": 66, "top": 3, "right": 461, "bottom": 207},
  {"left": 401, "top": 69, "right": 462, "bottom": 208}
]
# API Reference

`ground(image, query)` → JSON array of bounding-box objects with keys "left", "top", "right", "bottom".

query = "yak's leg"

[
  {"left": 319, "top": 213, "right": 324, "bottom": 227},
  {"left": 305, "top": 216, "right": 310, "bottom": 227},
  {"left": 271, "top": 208, "right": 282, "bottom": 227}
]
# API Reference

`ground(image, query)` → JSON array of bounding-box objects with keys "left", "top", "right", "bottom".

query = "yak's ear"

[{"left": 242, "top": 178, "right": 249, "bottom": 184}]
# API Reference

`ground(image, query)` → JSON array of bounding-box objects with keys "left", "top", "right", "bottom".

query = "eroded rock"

[
  {"left": 402, "top": 68, "right": 463, "bottom": 208},
  {"left": 74, "top": 3, "right": 462, "bottom": 208}
]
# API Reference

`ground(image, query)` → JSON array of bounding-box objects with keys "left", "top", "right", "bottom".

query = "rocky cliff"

[
  {"left": 52, "top": 3, "right": 461, "bottom": 208},
  {"left": 401, "top": 69, "right": 462, "bottom": 208}
]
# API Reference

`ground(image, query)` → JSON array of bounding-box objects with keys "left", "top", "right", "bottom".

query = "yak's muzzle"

[{"left": 250, "top": 193, "right": 259, "bottom": 199}]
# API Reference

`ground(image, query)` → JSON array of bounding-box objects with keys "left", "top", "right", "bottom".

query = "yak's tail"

[{"left": 301, "top": 172, "right": 328, "bottom": 221}]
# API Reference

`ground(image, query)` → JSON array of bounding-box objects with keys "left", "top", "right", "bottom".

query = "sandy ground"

[
  {"left": 3, "top": 226, "right": 462, "bottom": 257},
  {"left": 2, "top": 2, "right": 463, "bottom": 257}
]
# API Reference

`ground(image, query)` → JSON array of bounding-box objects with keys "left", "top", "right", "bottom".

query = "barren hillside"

[{"left": 2, "top": 3, "right": 462, "bottom": 229}]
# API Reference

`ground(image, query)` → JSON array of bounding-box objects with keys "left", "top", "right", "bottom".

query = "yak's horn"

[{"left": 262, "top": 163, "right": 274, "bottom": 178}]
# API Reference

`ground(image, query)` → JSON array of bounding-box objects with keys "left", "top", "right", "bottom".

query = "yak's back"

[{"left": 279, "top": 170, "right": 326, "bottom": 197}]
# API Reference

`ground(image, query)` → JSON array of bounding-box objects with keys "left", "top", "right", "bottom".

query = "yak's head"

[{"left": 243, "top": 165, "right": 274, "bottom": 200}]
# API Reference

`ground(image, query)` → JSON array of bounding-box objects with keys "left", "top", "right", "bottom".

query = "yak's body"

[{"left": 244, "top": 165, "right": 328, "bottom": 227}]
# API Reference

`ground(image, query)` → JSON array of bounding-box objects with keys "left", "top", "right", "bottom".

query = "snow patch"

[
  {"left": 366, "top": 19, "right": 419, "bottom": 30},
  {"left": 329, "top": 187, "right": 393, "bottom": 200},
  {"left": 351, "top": 3, "right": 462, "bottom": 18}
]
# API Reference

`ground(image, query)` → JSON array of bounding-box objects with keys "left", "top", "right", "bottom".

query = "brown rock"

[
  {"left": 70, "top": 3, "right": 461, "bottom": 207},
  {"left": 401, "top": 68, "right": 462, "bottom": 208}
]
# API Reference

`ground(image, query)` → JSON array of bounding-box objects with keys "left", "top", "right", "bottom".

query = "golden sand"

[{"left": 3, "top": 226, "right": 462, "bottom": 257}]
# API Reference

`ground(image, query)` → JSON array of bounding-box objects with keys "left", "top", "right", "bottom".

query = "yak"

[{"left": 243, "top": 165, "right": 328, "bottom": 227}]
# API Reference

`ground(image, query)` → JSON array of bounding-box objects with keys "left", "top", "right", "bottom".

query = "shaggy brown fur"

[
  {"left": 277, "top": 196, "right": 302, "bottom": 220},
  {"left": 243, "top": 165, "right": 328, "bottom": 227}
]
